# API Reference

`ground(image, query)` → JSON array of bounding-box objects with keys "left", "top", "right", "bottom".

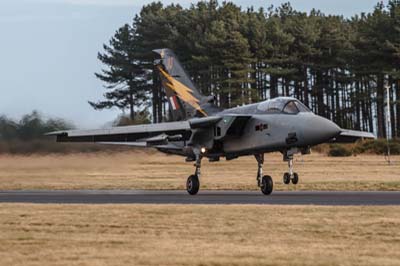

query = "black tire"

[
  {"left": 292, "top": 173, "right": 299, "bottom": 185},
  {"left": 186, "top": 175, "right": 200, "bottom": 195},
  {"left": 261, "top": 175, "right": 273, "bottom": 195},
  {"left": 283, "top": 173, "right": 291, "bottom": 185}
]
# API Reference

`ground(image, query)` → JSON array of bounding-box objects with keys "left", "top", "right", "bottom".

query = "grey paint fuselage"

[
  {"left": 163, "top": 97, "right": 342, "bottom": 159},
  {"left": 222, "top": 113, "right": 339, "bottom": 155}
]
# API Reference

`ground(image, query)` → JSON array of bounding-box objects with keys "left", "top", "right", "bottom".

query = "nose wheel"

[
  {"left": 283, "top": 173, "right": 291, "bottom": 184},
  {"left": 283, "top": 172, "right": 299, "bottom": 185},
  {"left": 292, "top": 173, "right": 299, "bottom": 185},
  {"left": 283, "top": 157, "right": 299, "bottom": 185}
]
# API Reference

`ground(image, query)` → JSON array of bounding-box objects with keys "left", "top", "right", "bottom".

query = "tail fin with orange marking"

[{"left": 153, "top": 49, "right": 220, "bottom": 121}]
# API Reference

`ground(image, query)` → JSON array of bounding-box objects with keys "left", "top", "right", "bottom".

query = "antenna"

[{"left": 385, "top": 84, "right": 392, "bottom": 165}]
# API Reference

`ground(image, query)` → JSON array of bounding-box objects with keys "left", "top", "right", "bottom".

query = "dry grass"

[
  {"left": 0, "top": 204, "right": 400, "bottom": 266},
  {"left": 0, "top": 151, "right": 399, "bottom": 191}
]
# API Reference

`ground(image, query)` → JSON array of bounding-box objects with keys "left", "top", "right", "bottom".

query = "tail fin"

[{"left": 153, "top": 49, "right": 219, "bottom": 121}]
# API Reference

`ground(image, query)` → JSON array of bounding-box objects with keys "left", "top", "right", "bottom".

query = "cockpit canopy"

[{"left": 256, "top": 97, "right": 311, "bottom": 114}]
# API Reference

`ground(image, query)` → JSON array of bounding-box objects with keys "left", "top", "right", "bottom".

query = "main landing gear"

[
  {"left": 283, "top": 155, "right": 299, "bottom": 185},
  {"left": 186, "top": 156, "right": 202, "bottom": 195},
  {"left": 184, "top": 151, "right": 299, "bottom": 196},
  {"left": 255, "top": 154, "right": 273, "bottom": 195}
]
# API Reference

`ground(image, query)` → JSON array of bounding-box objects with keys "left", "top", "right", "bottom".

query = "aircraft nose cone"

[{"left": 302, "top": 115, "right": 341, "bottom": 145}]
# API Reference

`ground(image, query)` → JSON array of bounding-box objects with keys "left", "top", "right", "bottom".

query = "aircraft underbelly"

[{"left": 223, "top": 138, "right": 283, "bottom": 154}]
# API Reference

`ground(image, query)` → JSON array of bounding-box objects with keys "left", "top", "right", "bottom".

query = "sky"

[{"left": 0, "top": 0, "right": 382, "bottom": 128}]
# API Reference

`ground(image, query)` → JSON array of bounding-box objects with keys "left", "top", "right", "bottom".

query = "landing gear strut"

[
  {"left": 283, "top": 156, "right": 299, "bottom": 185},
  {"left": 186, "top": 155, "right": 202, "bottom": 195},
  {"left": 255, "top": 154, "right": 273, "bottom": 195}
]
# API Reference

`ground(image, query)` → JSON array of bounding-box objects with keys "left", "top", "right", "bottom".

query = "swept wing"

[
  {"left": 47, "top": 115, "right": 252, "bottom": 148},
  {"left": 47, "top": 121, "right": 192, "bottom": 144},
  {"left": 332, "top": 129, "right": 376, "bottom": 143}
]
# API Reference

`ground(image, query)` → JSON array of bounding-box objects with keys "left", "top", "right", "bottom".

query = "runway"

[{"left": 1, "top": 190, "right": 400, "bottom": 205}]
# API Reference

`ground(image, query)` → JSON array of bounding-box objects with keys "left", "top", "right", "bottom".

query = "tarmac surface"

[{"left": 1, "top": 190, "right": 400, "bottom": 205}]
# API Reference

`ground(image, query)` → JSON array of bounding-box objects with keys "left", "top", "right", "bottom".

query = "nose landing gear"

[{"left": 283, "top": 156, "right": 299, "bottom": 185}]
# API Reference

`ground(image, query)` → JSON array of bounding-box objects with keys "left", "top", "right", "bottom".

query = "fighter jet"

[{"left": 49, "top": 49, "right": 376, "bottom": 195}]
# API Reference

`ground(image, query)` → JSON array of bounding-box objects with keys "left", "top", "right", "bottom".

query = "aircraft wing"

[
  {"left": 331, "top": 129, "right": 376, "bottom": 143},
  {"left": 47, "top": 121, "right": 192, "bottom": 144},
  {"left": 47, "top": 116, "right": 223, "bottom": 146}
]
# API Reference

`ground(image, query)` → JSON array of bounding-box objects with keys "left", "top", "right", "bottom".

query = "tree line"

[
  {"left": 0, "top": 112, "right": 136, "bottom": 154},
  {"left": 0, "top": 111, "right": 72, "bottom": 141},
  {"left": 91, "top": 0, "right": 400, "bottom": 138}
]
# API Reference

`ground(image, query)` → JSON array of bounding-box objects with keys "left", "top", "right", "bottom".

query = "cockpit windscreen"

[{"left": 257, "top": 98, "right": 311, "bottom": 114}]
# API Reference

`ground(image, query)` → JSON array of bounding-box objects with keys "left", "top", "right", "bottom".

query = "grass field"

[
  {"left": 1, "top": 152, "right": 399, "bottom": 266},
  {"left": 0, "top": 204, "right": 400, "bottom": 266},
  {"left": 0, "top": 151, "right": 399, "bottom": 191}
]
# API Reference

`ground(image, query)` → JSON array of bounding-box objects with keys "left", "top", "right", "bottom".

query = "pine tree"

[
  {"left": 387, "top": 0, "right": 400, "bottom": 137},
  {"left": 134, "top": 3, "right": 184, "bottom": 122},
  {"left": 90, "top": 24, "right": 151, "bottom": 121},
  {"left": 93, "top": 0, "right": 400, "bottom": 136}
]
